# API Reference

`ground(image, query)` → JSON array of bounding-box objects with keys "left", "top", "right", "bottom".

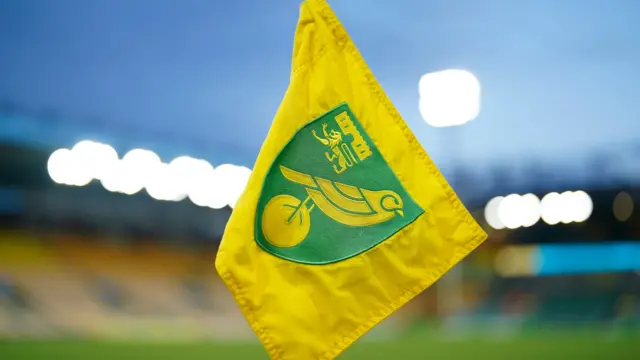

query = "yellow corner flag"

[{"left": 215, "top": 0, "right": 487, "bottom": 358}]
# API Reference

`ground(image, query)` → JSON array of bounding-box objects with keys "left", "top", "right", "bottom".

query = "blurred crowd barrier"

[{"left": 0, "top": 231, "right": 256, "bottom": 340}]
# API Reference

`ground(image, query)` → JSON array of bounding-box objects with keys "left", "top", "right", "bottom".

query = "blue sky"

[{"left": 1, "top": 0, "right": 640, "bottom": 170}]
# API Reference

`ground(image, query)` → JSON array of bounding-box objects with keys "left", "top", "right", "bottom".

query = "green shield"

[{"left": 255, "top": 103, "right": 424, "bottom": 265}]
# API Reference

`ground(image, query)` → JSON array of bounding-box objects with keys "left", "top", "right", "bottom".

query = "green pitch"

[{"left": 1, "top": 332, "right": 638, "bottom": 360}]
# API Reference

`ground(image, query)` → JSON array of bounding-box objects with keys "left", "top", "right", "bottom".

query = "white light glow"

[
  {"left": 71, "top": 140, "right": 118, "bottom": 182},
  {"left": 117, "top": 148, "right": 162, "bottom": 195},
  {"left": 540, "top": 192, "right": 562, "bottom": 225},
  {"left": 418, "top": 69, "right": 481, "bottom": 127},
  {"left": 145, "top": 163, "right": 183, "bottom": 201},
  {"left": 188, "top": 163, "right": 252, "bottom": 209},
  {"left": 168, "top": 156, "right": 213, "bottom": 200},
  {"left": 47, "top": 142, "right": 252, "bottom": 209},
  {"left": 47, "top": 148, "right": 75, "bottom": 185},
  {"left": 484, "top": 196, "right": 505, "bottom": 230},
  {"left": 572, "top": 190, "right": 593, "bottom": 223},
  {"left": 520, "top": 193, "right": 541, "bottom": 227},
  {"left": 498, "top": 194, "right": 524, "bottom": 229},
  {"left": 485, "top": 191, "right": 592, "bottom": 229}
]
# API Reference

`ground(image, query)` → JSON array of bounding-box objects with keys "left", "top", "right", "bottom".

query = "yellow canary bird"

[{"left": 279, "top": 165, "right": 404, "bottom": 227}]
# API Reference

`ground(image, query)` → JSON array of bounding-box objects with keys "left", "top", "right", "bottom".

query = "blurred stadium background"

[{"left": 2, "top": 0, "right": 640, "bottom": 359}]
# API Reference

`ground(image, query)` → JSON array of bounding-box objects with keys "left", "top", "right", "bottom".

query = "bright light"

[
  {"left": 48, "top": 142, "right": 252, "bottom": 209},
  {"left": 540, "top": 192, "right": 562, "bottom": 225},
  {"left": 418, "top": 69, "right": 481, "bottom": 127},
  {"left": 117, "top": 149, "right": 162, "bottom": 195},
  {"left": 485, "top": 191, "right": 592, "bottom": 229},
  {"left": 188, "top": 163, "right": 252, "bottom": 209},
  {"left": 495, "top": 193, "right": 541, "bottom": 229},
  {"left": 188, "top": 167, "right": 222, "bottom": 209},
  {"left": 71, "top": 140, "right": 118, "bottom": 182},
  {"left": 572, "top": 190, "right": 593, "bottom": 223},
  {"left": 168, "top": 156, "right": 212, "bottom": 200},
  {"left": 540, "top": 191, "right": 592, "bottom": 225},
  {"left": 68, "top": 141, "right": 96, "bottom": 186},
  {"left": 520, "top": 193, "right": 541, "bottom": 227},
  {"left": 145, "top": 163, "right": 183, "bottom": 201},
  {"left": 484, "top": 196, "right": 505, "bottom": 230},
  {"left": 47, "top": 148, "right": 75, "bottom": 185},
  {"left": 100, "top": 148, "right": 162, "bottom": 195},
  {"left": 47, "top": 144, "right": 102, "bottom": 186},
  {"left": 100, "top": 161, "right": 127, "bottom": 194},
  {"left": 497, "top": 194, "right": 524, "bottom": 229}
]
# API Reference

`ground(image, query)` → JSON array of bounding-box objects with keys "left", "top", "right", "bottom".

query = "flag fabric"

[{"left": 215, "top": 0, "right": 487, "bottom": 359}]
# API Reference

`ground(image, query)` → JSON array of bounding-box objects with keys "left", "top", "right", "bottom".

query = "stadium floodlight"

[
  {"left": 540, "top": 192, "right": 562, "bottom": 225},
  {"left": 100, "top": 161, "right": 126, "bottom": 194},
  {"left": 418, "top": 69, "right": 481, "bottom": 127},
  {"left": 145, "top": 162, "right": 184, "bottom": 202},
  {"left": 168, "top": 156, "right": 210, "bottom": 200},
  {"left": 49, "top": 141, "right": 255, "bottom": 209},
  {"left": 519, "top": 193, "right": 542, "bottom": 227},
  {"left": 497, "top": 194, "right": 524, "bottom": 229},
  {"left": 496, "top": 193, "right": 542, "bottom": 230},
  {"left": 187, "top": 162, "right": 223, "bottom": 209},
  {"left": 486, "top": 191, "right": 592, "bottom": 229},
  {"left": 47, "top": 146, "right": 94, "bottom": 187},
  {"left": 484, "top": 196, "right": 505, "bottom": 230},
  {"left": 187, "top": 176, "right": 212, "bottom": 208},
  {"left": 47, "top": 148, "right": 75, "bottom": 185},
  {"left": 71, "top": 140, "right": 119, "bottom": 183},
  {"left": 69, "top": 141, "right": 97, "bottom": 186},
  {"left": 540, "top": 191, "right": 592, "bottom": 225},
  {"left": 569, "top": 190, "right": 593, "bottom": 223},
  {"left": 187, "top": 163, "right": 252, "bottom": 209},
  {"left": 102, "top": 148, "right": 161, "bottom": 195}
]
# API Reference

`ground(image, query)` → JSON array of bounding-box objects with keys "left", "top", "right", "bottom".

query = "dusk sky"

[{"left": 2, "top": 0, "right": 640, "bottom": 170}]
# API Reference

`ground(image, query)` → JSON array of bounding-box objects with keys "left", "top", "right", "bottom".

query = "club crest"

[{"left": 255, "top": 103, "right": 424, "bottom": 264}]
